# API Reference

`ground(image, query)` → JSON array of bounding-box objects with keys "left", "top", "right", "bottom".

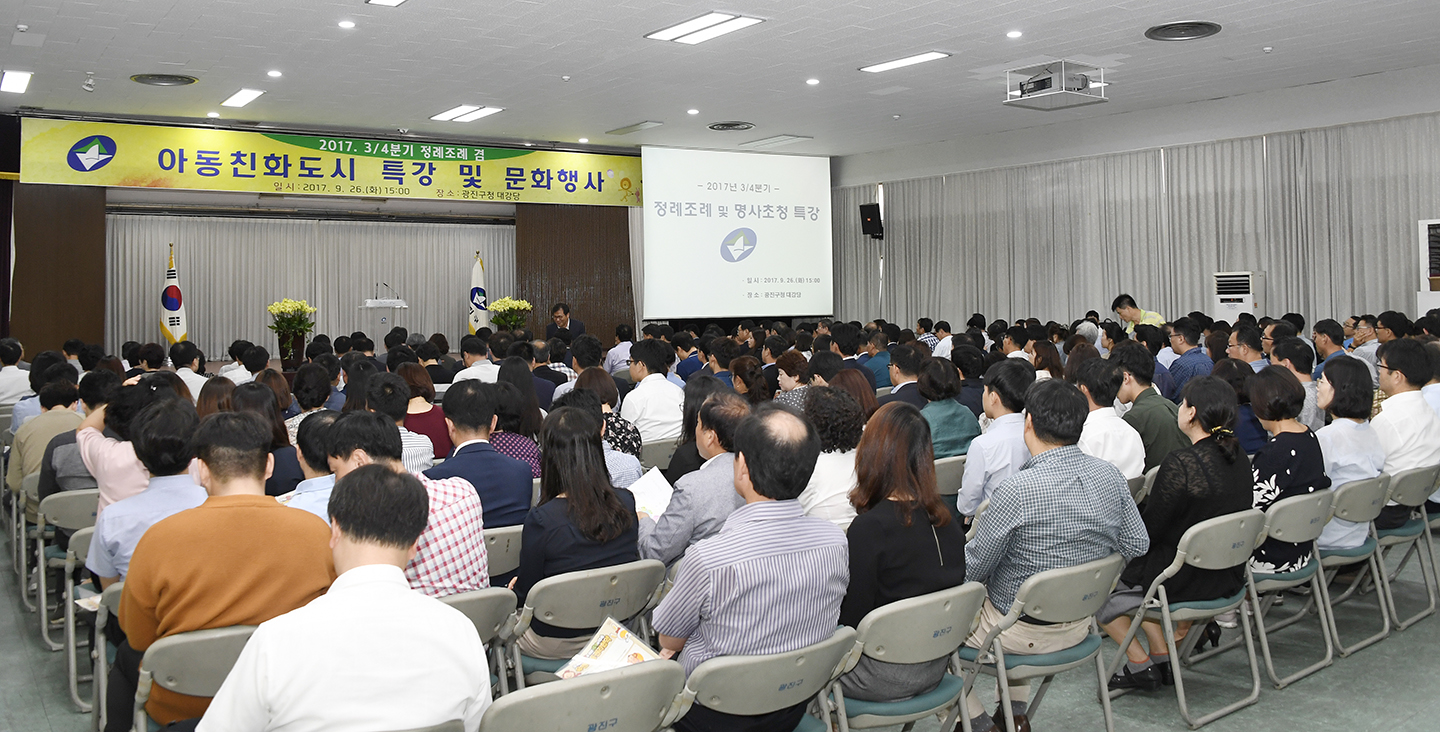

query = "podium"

[{"left": 359, "top": 298, "right": 408, "bottom": 335}]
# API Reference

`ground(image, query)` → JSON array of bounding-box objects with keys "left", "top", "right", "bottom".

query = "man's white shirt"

[
  {"left": 197, "top": 564, "right": 491, "bottom": 732},
  {"left": 451, "top": 361, "right": 501, "bottom": 384},
  {"left": 175, "top": 367, "right": 208, "bottom": 403},
  {"left": 619, "top": 373, "right": 684, "bottom": 443},
  {"left": 1076, "top": 408, "right": 1146, "bottom": 479},
  {"left": 932, "top": 335, "right": 954, "bottom": 359},
  {"left": 0, "top": 365, "right": 31, "bottom": 408}
]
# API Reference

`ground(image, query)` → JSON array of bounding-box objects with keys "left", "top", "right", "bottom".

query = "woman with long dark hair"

[
  {"left": 513, "top": 407, "right": 639, "bottom": 659},
  {"left": 1031, "top": 340, "right": 1065, "bottom": 381},
  {"left": 828, "top": 368, "right": 879, "bottom": 420},
  {"left": 492, "top": 381, "right": 542, "bottom": 478},
  {"left": 397, "top": 362, "right": 452, "bottom": 459},
  {"left": 838, "top": 401, "right": 966, "bottom": 702},
  {"left": 1098, "top": 376, "right": 1254, "bottom": 691},
  {"left": 728, "top": 355, "right": 771, "bottom": 405},
  {"left": 195, "top": 376, "right": 234, "bottom": 419},
  {"left": 1315, "top": 355, "right": 1386, "bottom": 550},
  {"left": 231, "top": 382, "right": 305, "bottom": 496},
  {"left": 497, "top": 356, "right": 544, "bottom": 439},
  {"left": 662, "top": 374, "right": 728, "bottom": 485},
  {"left": 575, "top": 368, "right": 641, "bottom": 458},
  {"left": 341, "top": 358, "right": 378, "bottom": 413},
  {"left": 255, "top": 369, "right": 298, "bottom": 419}
]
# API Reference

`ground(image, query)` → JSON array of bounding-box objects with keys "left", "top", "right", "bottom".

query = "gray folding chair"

[
  {"left": 640, "top": 441, "right": 678, "bottom": 471},
  {"left": 875, "top": 387, "right": 892, "bottom": 397},
  {"left": 963, "top": 499, "right": 989, "bottom": 542},
  {"left": 93, "top": 582, "right": 124, "bottom": 732},
  {"left": 441, "top": 587, "right": 518, "bottom": 696},
  {"left": 36, "top": 489, "right": 99, "bottom": 650},
  {"left": 1129, "top": 465, "right": 1160, "bottom": 504},
  {"left": 391, "top": 722, "right": 463, "bottom": 732},
  {"left": 1298, "top": 474, "right": 1392, "bottom": 656},
  {"left": 65, "top": 526, "right": 96, "bottom": 712},
  {"left": 478, "top": 660, "right": 685, "bottom": 732},
  {"left": 484, "top": 525, "right": 523, "bottom": 578},
  {"left": 1373, "top": 465, "right": 1440, "bottom": 630},
  {"left": 958, "top": 554, "right": 1125, "bottom": 732},
  {"left": 134, "top": 625, "right": 257, "bottom": 732},
  {"left": 670, "top": 627, "right": 860, "bottom": 732},
  {"left": 503, "top": 559, "right": 666, "bottom": 690},
  {"left": 1106, "top": 509, "right": 1267, "bottom": 729},
  {"left": 828, "top": 582, "right": 988, "bottom": 732},
  {"left": 530, "top": 478, "right": 541, "bottom": 508},
  {"left": 934, "top": 455, "right": 967, "bottom": 520},
  {"left": 16, "top": 472, "right": 43, "bottom": 609},
  {"left": 1240, "top": 491, "right": 1335, "bottom": 688}
]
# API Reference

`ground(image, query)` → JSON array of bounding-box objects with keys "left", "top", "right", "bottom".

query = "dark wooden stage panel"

[{"left": 515, "top": 203, "right": 635, "bottom": 346}]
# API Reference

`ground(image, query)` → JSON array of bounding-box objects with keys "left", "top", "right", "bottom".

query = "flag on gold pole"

[
  {"left": 160, "top": 243, "right": 188, "bottom": 345},
  {"left": 468, "top": 252, "right": 489, "bottom": 334}
]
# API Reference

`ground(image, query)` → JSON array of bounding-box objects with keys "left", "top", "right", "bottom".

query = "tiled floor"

[{"left": 3, "top": 535, "right": 1439, "bottom": 732}]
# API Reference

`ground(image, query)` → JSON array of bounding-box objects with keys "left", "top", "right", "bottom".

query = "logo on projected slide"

[
  {"left": 470, "top": 287, "right": 488, "bottom": 311},
  {"left": 720, "top": 228, "right": 757, "bottom": 263},
  {"left": 67, "top": 136, "right": 117, "bottom": 172}
]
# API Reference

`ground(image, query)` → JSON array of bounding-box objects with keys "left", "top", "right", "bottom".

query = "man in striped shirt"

[{"left": 654, "top": 403, "right": 848, "bottom": 732}]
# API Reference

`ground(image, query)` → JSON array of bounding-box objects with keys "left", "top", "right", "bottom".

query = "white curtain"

[
  {"left": 840, "top": 108, "right": 1440, "bottom": 325},
  {"left": 106, "top": 215, "right": 515, "bottom": 356}
]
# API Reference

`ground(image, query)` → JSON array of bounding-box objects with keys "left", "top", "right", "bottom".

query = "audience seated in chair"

[
  {"left": 839, "top": 401, "right": 967, "bottom": 702},
  {"left": 798, "top": 386, "right": 863, "bottom": 530},
  {"left": 1314, "top": 356, "right": 1387, "bottom": 550},
  {"left": 1110, "top": 342, "right": 1190, "bottom": 473},
  {"left": 230, "top": 382, "right": 305, "bottom": 497},
  {"left": 878, "top": 344, "right": 927, "bottom": 409},
  {"left": 195, "top": 465, "right": 492, "bottom": 732},
  {"left": 956, "top": 359, "right": 1035, "bottom": 518},
  {"left": 1073, "top": 358, "right": 1146, "bottom": 479},
  {"left": 512, "top": 406, "right": 640, "bottom": 660},
  {"left": 1370, "top": 338, "right": 1440, "bottom": 530},
  {"left": 36, "top": 370, "right": 119, "bottom": 503},
  {"left": 654, "top": 403, "right": 848, "bottom": 732},
  {"left": 619, "top": 338, "right": 685, "bottom": 443},
  {"left": 105, "top": 412, "right": 336, "bottom": 732},
  {"left": 1247, "top": 366, "right": 1331, "bottom": 576},
  {"left": 918, "top": 357, "right": 981, "bottom": 459},
  {"left": 1098, "top": 377, "right": 1253, "bottom": 691},
  {"left": 277, "top": 410, "right": 341, "bottom": 525},
  {"left": 367, "top": 372, "right": 435, "bottom": 474},
  {"left": 423, "top": 380, "right": 533, "bottom": 529},
  {"left": 329, "top": 410, "right": 489, "bottom": 597},
  {"left": 961, "top": 378, "right": 1149, "bottom": 732},
  {"left": 551, "top": 388, "right": 644, "bottom": 490}
]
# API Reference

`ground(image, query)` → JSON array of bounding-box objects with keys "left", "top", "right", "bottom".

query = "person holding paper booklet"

[
  {"left": 512, "top": 407, "right": 640, "bottom": 660},
  {"left": 637, "top": 391, "right": 750, "bottom": 566}
]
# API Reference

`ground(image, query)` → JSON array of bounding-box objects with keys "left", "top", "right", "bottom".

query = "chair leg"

[
  {"left": 1252, "top": 576, "right": 1333, "bottom": 687},
  {"left": 1093, "top": 653, "right": 1116, "bottom": 732},
  {"left": 993, "top": 642, "right": 1018, "bottom": 732},
  {"left": 1381, "top": 536, "right": 1438, "bottom": 631},
  {"left": 40, "top": 557, "right": 63, "bottom": 651},
  {"left": 508, "top": 642, "right": 526, "bottom": 691},
  {"left": 20, "top": 527, "right": 36, "bottom": 612},
  {"left": 1322, "top": 556, "right": 1391, "bottom": 657},
  {"left": 1167, "top": 602, "right": 1261, "bottom": 729},
  {"left": 65, "top": 574, "right": 93, "bottom": 712}
]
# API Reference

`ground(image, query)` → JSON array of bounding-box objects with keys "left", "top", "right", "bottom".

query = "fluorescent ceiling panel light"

[
  {"left": 221, "top": 88, "right": 264, "bottom": 107},
  {"left": 578, "top": 138, "right": 589, "bottom": 143},
  {"left": 267, "top": 70, "right": 282, "bottom": 77},
  {"left": 207, "top": 112, "right": 220, "bottom": 118},
  {"left": 675, "top": 16, "right": 763, "bottom": 44},
  {"left": 860, "top": 51, "right": 949, "bottom": 73},
  {"left": 0, "top": 70, "right": 32, "bottom": 93},
  {"left": 606, "top": 120, "right": 663, "bottom": 135},
  {"left": 430, "top": 104, "right": 479, "bottom": 121},
  {"left": 366, "top": 0, "right": 408, "bottom": 5},
  {"left": 338, "top": 20, "right": 356, "bottom": 28},
  {"left": 1007, "top": 30, "right": 1023, "bottom": 38},
  {"left": 739, "top": 134, "right": 812, "bottom": 149},
  {"left": 453, "top": 106, "right": 503, "bottom": 122},
  {"left": 647, "top": 12, "right": 733, "bottom": 41}
]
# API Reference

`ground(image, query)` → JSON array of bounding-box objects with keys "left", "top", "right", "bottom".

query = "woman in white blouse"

[
  {"left": 1314, "top": 355, "right": 1386, "bottom": 550},
  {"left": 797, "top": 386, "right": 863, "bottom": 530}
]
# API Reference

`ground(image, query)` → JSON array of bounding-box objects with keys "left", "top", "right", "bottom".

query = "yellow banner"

[{"left": 20, "top": 118, "right": 643, "bottom": 206}]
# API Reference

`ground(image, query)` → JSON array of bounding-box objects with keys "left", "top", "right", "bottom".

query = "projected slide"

[{"left": 641, "top": 146, "right": 833, "bottom": 320}]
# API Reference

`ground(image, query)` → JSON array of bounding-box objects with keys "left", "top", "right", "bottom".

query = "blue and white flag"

[
  {"left": 468, "top": 253, "right": 489, "bottom": 334},
  {"left": 161, "top": 244, "right": 188, "bottom": 345}
]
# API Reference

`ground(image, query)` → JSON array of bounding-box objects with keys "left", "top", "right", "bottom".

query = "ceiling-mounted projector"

[{"left": 1020, "top": 69, "right": 1090, "bottom": 96}]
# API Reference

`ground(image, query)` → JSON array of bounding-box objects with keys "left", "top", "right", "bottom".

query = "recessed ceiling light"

[
  {"left": 453, "top": 106, "right": 503, "bottom": 122},
  {"left": 0, "top": 70, "right": 32, "bottom": 93},
  {"left": 130, "top": 73, "right": 197, "bottom": 86},
  {"left": 687, "top": 109, "right": 699, "bottom": 115},
  {"left": 1144, "top": 21, "right": 1222, "bottom": 41},
  {"left": 892, "top": 115, "right": 901, "bottom": 119},
  {"left": 860, "top": 51, "right": 950, "bottom": 73},
  {"left": 646, "top": 12, "right": 733, "bottom": 41},
  {"left": 366, "top": 0, "right": 407, "bottom": 5},
  {"left": 207, "top": 112, "right": 220, "bottom": 118},
  {"left": 267, "top": 70, "right": 282, "bottom": 78},
  {"left": 674, "top": 16, "right": 762, "bottom": 44},
  {"left": 221, "top": 88, "right": 265, "bottom": 107},
  {"left": 806, "top": 78, "right": 820, "bottom": 86},
  {"left": 1007, "top": 30, "right": 1023, "bottom": 39},
  {"left": 578, "top": 138, "right": 589, "bottom": 143},
  {"left": 430, "top": 105, "right": 480, "bottom": 121},
  {"left": 338, "top": 20, "right": 356, "bottom": 29}
]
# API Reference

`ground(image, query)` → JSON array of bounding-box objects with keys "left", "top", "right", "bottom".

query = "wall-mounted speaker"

[{"left": 859, "top": 203, "right": 883, "bottom": 239}]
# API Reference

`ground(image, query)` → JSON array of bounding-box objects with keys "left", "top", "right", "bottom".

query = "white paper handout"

[
  {"left": 555, "top": 618, "right": 663, "bottom": 679},
  {"left": 628, "top": 466, "right": 675, "bottom": 517}
]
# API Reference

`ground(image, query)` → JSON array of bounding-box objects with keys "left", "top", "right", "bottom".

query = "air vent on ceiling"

[
  {"left": 130, "top": 74, "right": 198, "bottom": 86},
  {"left": 1144, "top": 21, "right": 1222, "bottom": 41},
  {"left": 708, "top": 121, "right": 755, "bottom": 131}
]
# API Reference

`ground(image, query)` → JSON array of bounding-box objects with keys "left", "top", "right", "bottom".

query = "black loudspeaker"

[{"left": 859, "top": 203, "right": 883, "bottom": 239}]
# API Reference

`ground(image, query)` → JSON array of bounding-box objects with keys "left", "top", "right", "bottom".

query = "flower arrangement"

[
  {"left": 266, "top": 298, "right": 318, "bottom": 336},
  {"left": 489, "top": 296, "right": 532, "bottom": 332}
]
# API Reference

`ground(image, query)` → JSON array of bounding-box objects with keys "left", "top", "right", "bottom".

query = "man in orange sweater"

[{"left": 106, "top": 412, "right": 335, "bottom": 731}]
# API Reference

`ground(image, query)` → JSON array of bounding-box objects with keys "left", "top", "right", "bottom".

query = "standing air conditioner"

[{"left": 1213, "top": 271, "right": 1264, "bottom": 321}]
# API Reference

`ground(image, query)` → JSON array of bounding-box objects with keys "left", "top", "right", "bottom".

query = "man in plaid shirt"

[
  {"left": 325, "top": 411, "right": 489, "bottom": 597},
  {"left": 963, "top": 379, "right": 1149, "bottom": 732}
]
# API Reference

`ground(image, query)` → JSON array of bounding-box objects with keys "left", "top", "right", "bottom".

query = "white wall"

[{"left": 834, "top": 61, "right": 1440, "bottom": 186}]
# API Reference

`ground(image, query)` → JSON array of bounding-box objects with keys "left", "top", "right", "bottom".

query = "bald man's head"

[{"left": 733, "top": 403, "right": 820, "bottom": 500}]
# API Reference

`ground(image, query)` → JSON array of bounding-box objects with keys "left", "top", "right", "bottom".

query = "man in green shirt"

[{"left": 1111, "top": 341, "right": 1189, "bottom": 473}]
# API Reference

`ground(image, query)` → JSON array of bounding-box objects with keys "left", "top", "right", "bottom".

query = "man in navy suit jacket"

[
  {"left": 878, "top": 344, "right": 929, "bottom": 409},
  {"left": 831, "top": 323, "right": 878, "bottom": 391},
  {"left": 545, "top": 302, "right": 585, "bottom": 344},
  {"left": 422, "top": 380, "right": 533, "bottom": 528}
]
